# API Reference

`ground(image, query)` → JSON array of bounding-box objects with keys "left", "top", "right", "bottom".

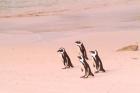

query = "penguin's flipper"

[
  {"left": 100, "top": 68, "right": 106, "bottom": 72},
  {"left": 81, "top": 68, "right": 84, "bottom": 72}
]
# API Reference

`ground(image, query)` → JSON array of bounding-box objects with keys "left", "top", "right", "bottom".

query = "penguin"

[
  {"left": 75, "top": 41, "right": 88, "bottom": 60},
  {"left": 77, "top": 55, "right": 94, "bottom": 78},
  {"left": 89, "top": 50, "right": 105, "bottom": 73},
  {"left": 57, "top": 48, "right": 74, "bottom": 69}
]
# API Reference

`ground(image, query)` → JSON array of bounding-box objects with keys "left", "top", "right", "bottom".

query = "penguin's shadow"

[
  {"left": 80, "top": 75, "right": 95, "bottom": 79},
  {"left": 93, "top": 69, "right": 109, "bottom": 77}
]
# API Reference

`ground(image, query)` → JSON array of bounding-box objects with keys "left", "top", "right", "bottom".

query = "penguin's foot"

[
  {"left": 62, "top": 67, "right": 67, "bottom": 69},
  {"left": 70, "top": 65, "right": 74, "bottom": 68},
  {"left": 95, "top": 71, "right": 99, "bottom": 73},
  {"left": 62, "top": 66, "right": 71, "bottom": 69},
  {"left": 90, "top": 73, "right": 94, "bottom": 76},
  {"left": 84, "top": 76, "right": 89, "bottom": 78},
  {"left": 80, "top": 75, "right": 86, "bottom": 78},
  {"left": 66, "top": 66, "right": 70, "bottom": 68}
]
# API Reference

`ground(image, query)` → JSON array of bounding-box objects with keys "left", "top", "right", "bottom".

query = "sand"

[{"left": 0, "top": 0, "right": 140, "bottom": 93}]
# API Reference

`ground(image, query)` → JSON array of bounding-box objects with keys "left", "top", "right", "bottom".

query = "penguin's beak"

[
  {"left": 89, "top": 51, "right": 93, "bottom": 53},
  {"left": 75, "top": 41, "right": 80, "bottom": 44},
  {"left": 77, "top": 56, "right": 81, "bottom": 59}
]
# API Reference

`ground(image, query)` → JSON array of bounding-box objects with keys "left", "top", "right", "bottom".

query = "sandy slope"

[
  {"left": 0, "top": 0, "right": 140, "bottom": 93},
  {"left": 0, "top": 30, "right": 140, "bottom": 93}
]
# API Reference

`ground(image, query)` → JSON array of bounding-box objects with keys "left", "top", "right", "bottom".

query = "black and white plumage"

[
  {"left": 89, "top": 50, "right": 105, "bottom": 73},
  {"left": 77, "top": 55, "right": 94, "bottom": 78},
  {"left": 57, "top": 48, "right": 74, "bottom": 69},
  {"left": 75, "top": 41, "right": 88, "bottom": 60}
]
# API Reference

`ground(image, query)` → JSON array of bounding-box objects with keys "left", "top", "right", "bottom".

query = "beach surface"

[{"left": 0, "top": 0, "right": 140, "bottom": 93}]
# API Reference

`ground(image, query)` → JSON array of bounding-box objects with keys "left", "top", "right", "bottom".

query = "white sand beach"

[{"left": 0, "top": 0, "right": 140, "bottom": 93}]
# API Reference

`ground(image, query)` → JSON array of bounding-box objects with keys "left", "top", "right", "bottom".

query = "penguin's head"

[
  {"left": 89, "top": 50, "right": 98, "bottom": 54},
  {"left": 75, "top": 41, "right": 82, "bottom": 46},
  {"left": 77, "top": 56, "right": 82, "bottom": 59},
  {"left": 57, "top": 47, "right": 65, "bottom": 54},
  {"left": 89, "top": 50, "right": 98, "bottom": 57}
]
